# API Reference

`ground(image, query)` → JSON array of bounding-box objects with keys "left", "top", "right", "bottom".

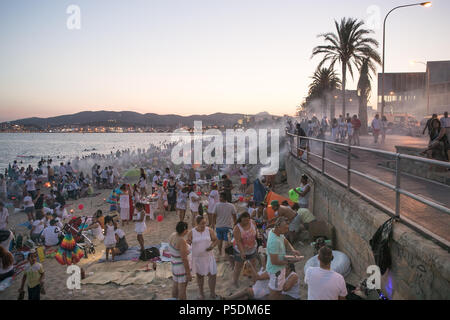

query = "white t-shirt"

[
  {"left": 372, "top": 118, "right": 381, "bottom": 130},
  {"left": 115, "top": 228, "right": 125, "bottom": 239},
  {"left": 208, "top": 190, "right": 219, "bottom": 214},
  {"left": 25, "top": 179, "right": 37, "bottom": 191},
  {"left": 304, "top": 267, "right": 347, "bottom": 300},
  {"left": 23, "top": 196, "right": 34, "bottom": 208},
  {"left": 152, "top": 175, "right": 160, "bottom": 188},
  {"left": 31, "top": 219, "right": 45, "bottom": 235},
  {"left": 189, "top": 192, "right": 200, "bottom": 212},
  {"left": 42, "top": 226, "right": 60, "bottom": 246}
]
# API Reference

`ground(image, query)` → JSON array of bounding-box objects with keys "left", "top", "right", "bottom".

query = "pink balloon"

[
  {"left": 78, "top": 204, "right": 84, "bottom": 210},
  {"left": 157, "top": 215, "right": 163, "bottom": 222}
]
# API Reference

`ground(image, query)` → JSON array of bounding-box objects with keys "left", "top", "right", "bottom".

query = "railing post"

[
  {"left": 347, "top": 143, "right": 351, "bottom": 190},
  {"left": 321, "top": 140, "right": 325, "bottom": 174},
  {"left": 306, "top": 139, "right": 310, "bottom": 165},
  {"left": 395, "top": 154, "right": 401, "bottom": 218}
]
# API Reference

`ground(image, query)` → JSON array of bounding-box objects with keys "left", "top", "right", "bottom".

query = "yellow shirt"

[
  {"left": 298, "top": 208, "right": 316, "bottom": 224},
  {"left": 25, "top": 262, "right": 44, "bottom": 288}
]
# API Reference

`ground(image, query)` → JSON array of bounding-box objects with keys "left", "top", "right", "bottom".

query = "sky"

[{"left": 0, "top": 0, "right": 449, "bottom": 122}]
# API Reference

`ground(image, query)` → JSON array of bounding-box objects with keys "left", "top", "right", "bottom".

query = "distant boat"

[{"left": 16, "top": 155, "right": 34, "bottom": 158}]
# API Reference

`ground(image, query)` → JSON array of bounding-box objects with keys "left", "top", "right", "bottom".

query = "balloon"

[
  {"left": 157, "top": 215, "right": 163, "bottom": 222},
  {"left": 78, "top": 204, "right": 84, "bottom": 210}
]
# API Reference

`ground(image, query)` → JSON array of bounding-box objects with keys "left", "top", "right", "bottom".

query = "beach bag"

[
  {"left": 198, "top": 203, "right": 204, "bottom": 216},
  {"left": 139, "top": 247, "right": 160, "bottom": 261}
]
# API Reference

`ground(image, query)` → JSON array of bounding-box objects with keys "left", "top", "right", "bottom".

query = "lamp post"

[{"left": 381, "top": 2, "right": 432, "bottom": 117}]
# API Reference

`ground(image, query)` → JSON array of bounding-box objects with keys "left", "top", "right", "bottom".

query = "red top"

[{"left": 352, "top": 119, "right": 361, "bottom": 129}]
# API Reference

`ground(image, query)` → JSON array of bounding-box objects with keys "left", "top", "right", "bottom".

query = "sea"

[{"left": 0, "top": 133, "right": 175, "bottom": 170}]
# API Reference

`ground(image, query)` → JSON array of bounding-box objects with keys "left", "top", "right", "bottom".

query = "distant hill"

[{"left": 4, "top": 111, "right": 277, "bottom": 128}]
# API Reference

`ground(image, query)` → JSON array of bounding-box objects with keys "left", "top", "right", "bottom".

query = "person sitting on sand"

[
  {"left": 30, "top": 211, "right": 45, "bottom": 244},
  {"left": 281, "top": 263, "right": 300, "bottom": 300},
  {"left": 133, "top": 202, "right": 147, "bottom": 252},
  {"left": 169, "top": 221, "right": 192, "bottom": 300},
  {"left": 224, "top": 255, "right": 270, "bottom": 300},
  {"left": 186, "top": 215, "right": 218, "bottom": 300},
  {"left": 113, "top": 227, "right": 129, "bottom": 256},
  {"left": 42, "top": 219, "right": 62, "bottom": 247}
]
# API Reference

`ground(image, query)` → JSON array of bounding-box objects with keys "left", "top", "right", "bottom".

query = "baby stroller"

[{"left": 61, "top": 217, "right": 95, "bottom": 259}]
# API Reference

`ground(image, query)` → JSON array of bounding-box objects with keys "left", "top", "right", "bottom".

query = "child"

[
  {"left": 103, "top": 215, "right": 117, "bottom": 262},
  {"left": 119, "top": 184, "right": 130, "bottom": 227},
  {"left": 247, "top": 200, "right": 256, "bottom": 217},
  {"left": 134, "top": 202, "right": 147, "bottom": 252},
  {"left": 19, "top": 249, "right": 45, "bottom": 300},
  {"left": 113, "top": 227, "right": 129, "bottom": 256}
]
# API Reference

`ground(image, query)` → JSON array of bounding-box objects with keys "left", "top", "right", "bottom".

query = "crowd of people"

[
  {"left": 421, "top": 112, "right": 450, "bottom": 162},
  {"left": 287, "top": 114, "right": 363, "bottom": 146},
  {"left": 0, "top": 139, "right": 353, "bottom": 301}
]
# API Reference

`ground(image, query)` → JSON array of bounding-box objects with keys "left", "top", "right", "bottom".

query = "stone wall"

[{"left": 285, "top": 153, "right": 450, "bottom": 300}]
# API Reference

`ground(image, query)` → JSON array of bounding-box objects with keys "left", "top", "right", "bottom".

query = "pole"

[
  {"left": 381, "top": 3, "right": 430, "bottom": 117},
  {"left": 427, "top": 64, "right": 430, "bottom": 115}
]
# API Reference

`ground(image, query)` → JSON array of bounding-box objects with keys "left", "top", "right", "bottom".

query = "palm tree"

[
  {"left": 357, "top": 57, "right": 377, "bottom": 135},
  {"left": 312, "top": 17, "right": 381, "bottom": 117},
  {"left": 307, "top": 67, "right": 341, "bottom": 119}
]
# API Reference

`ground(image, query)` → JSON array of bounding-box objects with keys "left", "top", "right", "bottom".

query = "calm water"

[{"left": 0, "top": 133, "right": 174, "bottom": 170}]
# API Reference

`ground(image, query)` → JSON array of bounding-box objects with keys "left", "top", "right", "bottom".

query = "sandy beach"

[{"left": 0, "top": 177, "right": 359, "bottom": 301}]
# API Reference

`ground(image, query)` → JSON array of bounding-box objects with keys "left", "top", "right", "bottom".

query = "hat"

[{"left": 270, "top": 200, "right": 279, "bottom": 207}]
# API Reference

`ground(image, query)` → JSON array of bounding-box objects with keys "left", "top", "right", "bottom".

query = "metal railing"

[{"left": 286, "top": 131, "right": 450, "bottom": 249}]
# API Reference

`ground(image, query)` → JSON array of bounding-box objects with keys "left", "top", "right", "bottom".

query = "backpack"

[{"left": 139, "top": 247, "right": 160, "bottom": 261}]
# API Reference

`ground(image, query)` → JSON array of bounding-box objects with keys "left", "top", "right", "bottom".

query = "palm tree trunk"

[
  {"left": 342, "top": 64, "right": 347, "bottom": 117},
  {"left": 358, "top": 94, "right": 368, "bottom": 135}
]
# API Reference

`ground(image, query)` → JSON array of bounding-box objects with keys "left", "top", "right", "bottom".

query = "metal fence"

[{"left": 285, "top": 131, "right": 450, "bottom": 250}]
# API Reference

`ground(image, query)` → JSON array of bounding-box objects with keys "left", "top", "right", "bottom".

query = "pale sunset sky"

[{"left": 0, "top": 0, "right": 449, "bottom": 121}]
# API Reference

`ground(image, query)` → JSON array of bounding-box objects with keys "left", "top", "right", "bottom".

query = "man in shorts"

[
  {"left": 213, "top": 192, "right": 237, "bottom": 258},
  {"left": 266, "top": 217, "right": 301, "bottom": 300}
]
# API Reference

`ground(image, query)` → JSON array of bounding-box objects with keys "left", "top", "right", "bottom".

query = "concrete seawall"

[{"left": 285, "top": 153, "right": 450, "bottom": 300}]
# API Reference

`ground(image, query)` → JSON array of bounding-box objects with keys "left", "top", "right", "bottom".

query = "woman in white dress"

[
  {"left": 186, "top": 215, "right": 218, "bottom": 300},
  {"left": 188, "top": 184, "right": 200, "bottom": 227},
  {"left": 103, "top": 216, "right": 117, "bottom": 262},
  {"left": 207, "top": 183, "right": 219, "bottom": 229},
  {"left": 119, "top": 184, "right": 130, "bottom": 226},
  {"left": 134, "top": 203, "right": 147, "bottom": 252},
  {"left": 176, "top": 186, "right": 189, "bottom": 222}
]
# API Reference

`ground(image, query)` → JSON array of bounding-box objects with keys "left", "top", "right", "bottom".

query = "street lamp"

[
  {"left": 381, "top": 2, "right": 432, "bottom": 117},
  {"left": 411, "top": 60, "right": 431, "bottom": 115}
]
